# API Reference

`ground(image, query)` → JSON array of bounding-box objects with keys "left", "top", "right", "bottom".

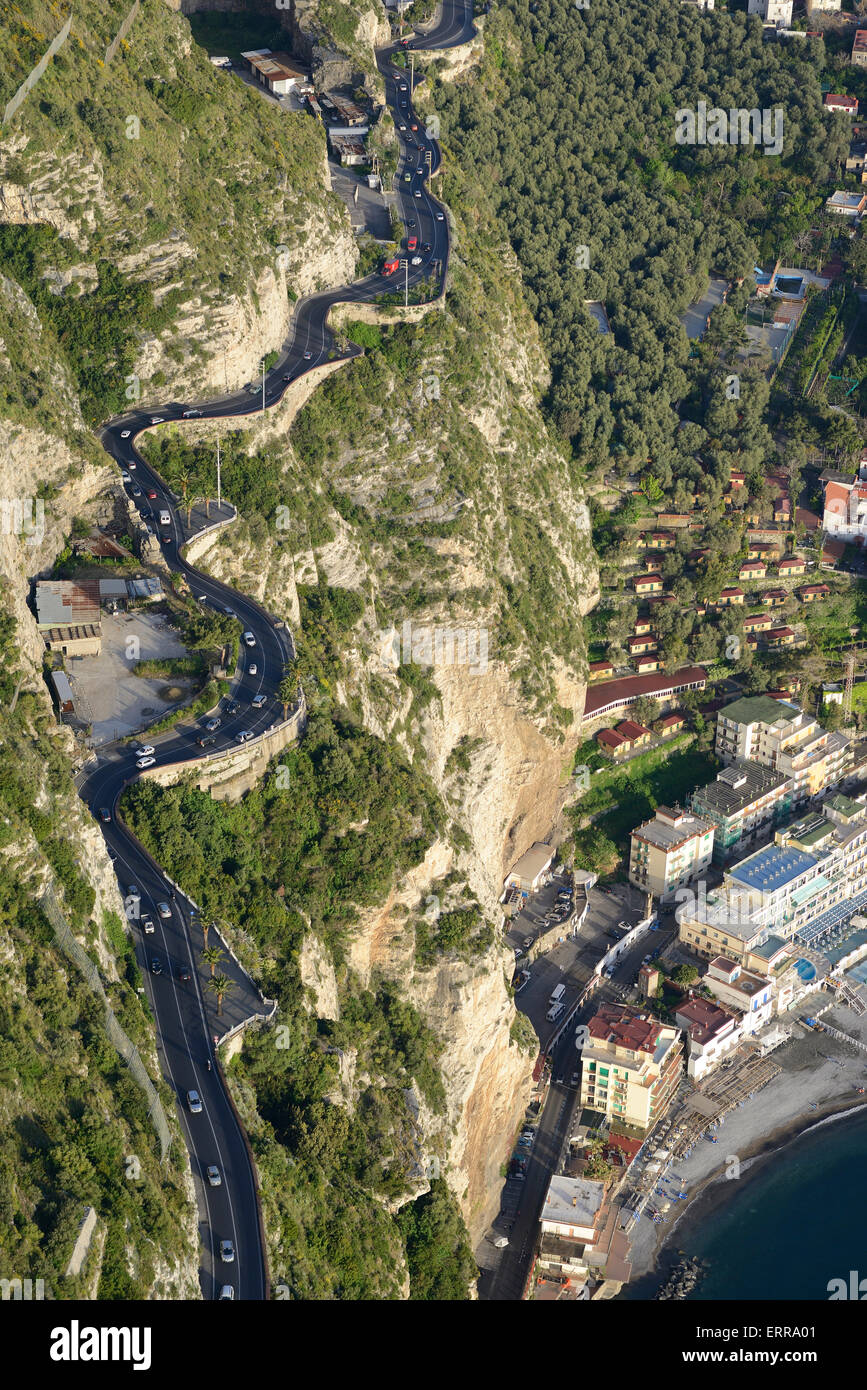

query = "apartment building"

[
  {"left": 747, "top": 0, "right": 792, "bottom": 22},
  {"left": 702, "top": 956, "right": 774, "bottom": 1035},
  {"left": 629, "top": 806, "right": 715, "bottom": 902},
  {"left": 824, "top": 476, "right": 867, "bottom": 543},
  {"left": 675, "top": 997, "right": 742, "bottom": 1080},
  {"left": 715, "top": 695, "right": 851, "bottom": 804},
  {"left": 536, "top": 1175, "right": 632, "bottom": 1288},
  {"left": 689, "top": 761, "right": 793, "bottom": 865},
  {"left": 678, "top": 799, "right": 867, "bottom": 959},
  {"left": 580, "top": 1004, "right": 683, "bottom": 1137}
]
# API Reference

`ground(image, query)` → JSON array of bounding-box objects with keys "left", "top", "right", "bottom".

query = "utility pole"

[
  {"left": 261, "top": 357, "right": 266, "bottom": 413},
  {"left": 404, "top": 256, "right": 408, "bottom": 308},
  {"left": 844, "top": 649, "right": 856, "bottom": 721},
  {"left": 216, "top": 436, "right": 221, "bottom": 510}
]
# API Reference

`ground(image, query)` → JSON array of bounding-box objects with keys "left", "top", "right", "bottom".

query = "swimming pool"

[{"left": 795, "top": 958, "right": 816, "bottom": 982}]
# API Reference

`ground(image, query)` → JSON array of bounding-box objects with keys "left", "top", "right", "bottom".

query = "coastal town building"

[
  {"left": 580, "top": 1003, "right": 683, "bottom": 1136},
  {"left": 715, "top": 695, "right": 851, "bottom": 804},
  {"left": 674, "top": 996, "right": 743, "bottom": 1080},
  {"left": 701, "top": 956, "right": 775, "bottom": 1035},
  {"left": 689, "top": 761, "right": 793, "bottom": 865},
  {"left": 582, "top": 667, "right": 707, "bottom": 727},
  {"left": 628, "top": 806, "right": 715, "bottom": 902},
  {"left": 536, "top": 1175, "right": 632, "bottom": 1289},
  {"left": 503, "top": 843, "right": 554, "bottom": 898}
]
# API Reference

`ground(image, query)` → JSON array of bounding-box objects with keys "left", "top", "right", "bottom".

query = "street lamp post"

[{"left": 216, "top": 436, "right": 221, "bottom": 510}]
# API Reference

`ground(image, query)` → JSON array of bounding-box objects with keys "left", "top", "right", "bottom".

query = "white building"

[
  {"left": 702, "top": 956, "right": 775, "bottom": 1035},
  {"left": 748, "top": 0, "right": 793, "bottom": 24},
  {"left": 715, "top": 695, "right": 851, "bottom": 805},
  {"left": 629, "top": 806, "right": 715, "bottom": 902},
  {"left": 503, "top": 843, "right": 554, "bottom": 898},
  {"left": 806, "top": 0, "right": 841, "bottom": 12},
  {"left": 675, "top": 996, "right": 743, "bottom": 1079}
]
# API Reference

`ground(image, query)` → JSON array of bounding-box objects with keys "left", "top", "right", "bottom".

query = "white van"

[
  {"left": 546, "top": 1001, "right": 565, "bottom": 1023},
  {"left": 159, "top": 510, "right": 171, "bottom": 527},
  {"left": 549, "top": 982, "right": 566, "bottom": 1005}
]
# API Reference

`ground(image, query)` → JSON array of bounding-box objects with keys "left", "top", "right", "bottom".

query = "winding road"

[{"left": 79, "top": 0, "right": 477, "bottom": 1302}]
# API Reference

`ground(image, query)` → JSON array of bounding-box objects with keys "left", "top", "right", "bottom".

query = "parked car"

[
  {"left": 513, "top": 971, "right": 530, "bottom": 994},
  {"left": 220, "top": 1240, "right": 235, "bottom": 1263},
  {"left": 187, "top": 1089, "right": 202, "bottom": 1113},
  {"left": 207, "top": 1165, "right": 222, "bottom": 1187},
  {"left": 157, "top": 902, "right": 172, "bottom": 919},
  {"left": 522, "top": 936, "right": 534, "bottom": 949}
]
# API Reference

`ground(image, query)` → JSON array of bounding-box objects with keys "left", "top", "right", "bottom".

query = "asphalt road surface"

[{"left": 80, "top": 0, "right": 477, "bottom": 1301}]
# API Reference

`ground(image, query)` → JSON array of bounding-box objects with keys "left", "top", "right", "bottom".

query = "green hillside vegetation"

[
  {"left": 0, "top": 600, "right": 195, "bottom": 1297},
  {"left": 0, "top": 0, "right": 342, "bottom": 425}
]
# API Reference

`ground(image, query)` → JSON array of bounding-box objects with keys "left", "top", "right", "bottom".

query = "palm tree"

[
  {"left": 208, "top": 973, "right": 234, "bottom": 1016},
  {"left": 185, "top": 492, "right": 204, "bottom": 527},
  {"left": 202, "top": 945, "right": 224, "bottom": 977},
  {"left": 202, "top": 920, "right": 212, "bottom": 950}
]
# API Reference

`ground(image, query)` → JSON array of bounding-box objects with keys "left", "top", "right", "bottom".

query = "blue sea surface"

[{"left": 625, "top": 1108, "right": 867, "bottom": 1301}]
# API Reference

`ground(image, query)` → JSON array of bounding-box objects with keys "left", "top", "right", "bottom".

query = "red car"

[
  {"left": 408, "top": 235, "right": 418, "bottom": 251},
  {"left": 147, "top": 489, "right": 157, "bottom": 499}
]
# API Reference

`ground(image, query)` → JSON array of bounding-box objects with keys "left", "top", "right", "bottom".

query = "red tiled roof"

[
  {"left": 718, "top": 587, "right": 744, "bottom": 598},
  {"left": 597, "top": 728, "right": 627, "bottom": 749},
  {"left": 588, "top": 1002, "right": 664, "bottom": 1054},
  {"left": 658, "top": 713, "right": 684, "bottom": 728},
  {"left": 778, "top": 557, "right": 805, "bottom": 569},
  {"left": 616, "top": 720, "right": 653, "bottom": 740},
  {"left": 583, "top": 666, "right": 707, "bottom": 718}
]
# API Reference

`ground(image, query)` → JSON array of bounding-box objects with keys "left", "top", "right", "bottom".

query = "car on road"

[
  {"left": 399, "top": 82, "right": 408, "bottom": 91},
  {"left": 416, "top": 166, "right": 424, "bottom": 174},
  {"left": 178, "top": 965, "right": 192, "bottom": 982},
  {"left": 98, "top": 807, "right": 111, "bottom": 823},
  {"left": 408, "top": 235, "right": 418, "bottom": 250},
  {"left": 410, "top": 255, "right": 422, "bottom": 265},
  {"left": 410, "top": 122, "right": 418, "bottom": 131},
  {"left": 139, "top": 744, "right": 155, "bottom": 756},
  {"left": 618, "top": 920, "right": 630, "bottom": 930},
  {"left": 141, "top": 916, "right": 155, "bottom": 935},
  {"left": 222, "top": 605, "right": 236, "bottom": 617},
  {"left": 436, "top": 211, "right": 444, "bottom": 220},
  {"left": 136, "top": 755, "right": 155, "bottom": 769},
  {"left": 414, "top": 189, "right": 422, "bottom": 198},
  {"left": 132, "top": 486, "right": 142, "bottom": 497},
  {"left": 150, "top": 417, "right": 164, "bottom": 425},
  {"left": 182, "top": 409, "right": 201, "bottom": 418},
  {"left": 218, "top": 1285, "right": 234, "bottom": 1300},
  {"left": 121, "top": 470, "right": 131, "bottom": 483},
  {"left": 398, "top": 122, "right": 407, "bottom": 131},
  {"left": 243, "top": 631, "right": 256, "bottom": 646},
  {"left": 128, "top": 460, "right": 136, "bottom": 469},
  {"left": 147, "top": 489, "right": 157, "bottom": 499},
  {"left": 513, "top": 970, "right": 530, "bottom": 993},
  {"left": 121, "top": 430, "right": 131, "bottom": 438},
  {"left": 251, "top": 694, "right": 267, "bottom": 709},
  {"left": 421, "top": 242, "right": 432, "bottom": 252},
  {"left": 220, "top": 1240, "right": 235, "bottom": 1263},
  {"left": 225, "top": 700, "right": 240, "bottom": 714},
  {"left": 205, "top": 718, "right": 222, "bottom": 732},
  {"left": 207, "top": 1165, "right": 222, "bottom": 1187},
  {"left": 403, "top": 171, "right": 412, "bottom": 182},
  {"left": 155, "top": 902, "right": 171, "bottom": 920},
  {"left": 522, "top": 936, "right": 534, "bottom": 949},
  {"left": 248, "top": 663, "right": 258, "bottom": 675},
  {"left": 236, "top": 730, "right": 253, "bottom": 742},
  {"left": 186, "top": 1089, "right": 202, "bottom": 1113},
  {"left": 196, "top": 734, "right": 216, "bottom": 748},
  {"left": 127, "top": 884, "right": 140, "bottom": 899},
  {"left": 303, "top": 349, "right": 313, "bottom": 361},
  {"left": 151, "top": 958, "right": 162, "bottom": 975}
]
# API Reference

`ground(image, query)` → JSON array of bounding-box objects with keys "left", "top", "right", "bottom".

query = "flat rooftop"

[
  {"left": 692, "top": 760, "right": 790, "bottom": 817},
  {"left": 718, "top": 695, "right": 801, "bottom": 727},
  {"left": 728, "top": 844, "right": 818, "bottom": 894},
  {"left": 541, "top": 1175, "right": 606, "bottom": 1231}
]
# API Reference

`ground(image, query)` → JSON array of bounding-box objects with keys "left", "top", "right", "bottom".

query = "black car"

[
  {"left": 98, "top": 807, "right": 111, "bottom": 823},
  {"left": 151, "top": 958, "right": 162, "bottom": 975},
  {"left": 421, "top": 242, "right": 432, "bottom": 253},
  {"left": 196, "top": 734, "right": 216, "bottom": 748},
  {"left": 178, "top": 965, "right": 192, "bottom": 983},
  {"left": 225, "top": 701, "right": 240, "bottom": 715}
]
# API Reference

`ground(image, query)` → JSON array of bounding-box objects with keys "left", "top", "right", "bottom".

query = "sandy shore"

[{"left": 626, "top": 996, "right": 867, "bottom": 1282}]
